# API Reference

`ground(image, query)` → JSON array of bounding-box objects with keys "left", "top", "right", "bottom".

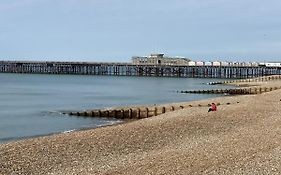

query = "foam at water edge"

[
  {"left": 62, "top": 129, "right": 76, "bottom": 133},
  {"left": 96, "top": 120, "right": 123, "bottom": 127}
]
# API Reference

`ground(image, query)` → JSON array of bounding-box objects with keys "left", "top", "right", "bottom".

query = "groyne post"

[
  {"left": 121, "top": 109, "right": 125, "bottom": 119},
  {"left": 145, "top": 107, "right": 149, "bottom": 118},
  {"left": 137, "top": 108, "right": 141, "bottom": 119},
  {"left": 162, "top": 107, "right": 166, "bottom": 114},
  {"left": 154, "top": 107, "right": 158, "bottom": 116},
  {"left": 129, "top": 108, "right": 132, "bottom": 119}
]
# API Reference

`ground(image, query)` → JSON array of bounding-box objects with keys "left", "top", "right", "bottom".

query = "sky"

[{"left": 0, "top": 0, "right": 281, "bottom": 62}]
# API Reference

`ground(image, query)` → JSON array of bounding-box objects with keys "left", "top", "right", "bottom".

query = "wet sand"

[{"left": 1, "top": 78, "right": 281, "bottom": 175}]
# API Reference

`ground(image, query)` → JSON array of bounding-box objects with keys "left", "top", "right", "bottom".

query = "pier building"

[{"left": 132, "top": 53, "right": 190, "bottom": 65}]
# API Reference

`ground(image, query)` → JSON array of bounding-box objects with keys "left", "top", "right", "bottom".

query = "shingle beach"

[{"left": 1, "top": 77, "right": 281, "bottom": 175}]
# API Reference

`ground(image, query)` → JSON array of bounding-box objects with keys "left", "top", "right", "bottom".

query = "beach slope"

[{"left": 1, "top": 88, "right": 281, "bottom": 174}]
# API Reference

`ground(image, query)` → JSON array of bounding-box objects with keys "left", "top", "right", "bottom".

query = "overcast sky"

[{"left": 0, "top": 0, "right": 281, "bottom": 62}]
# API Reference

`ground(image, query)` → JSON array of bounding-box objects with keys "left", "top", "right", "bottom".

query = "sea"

[{"left": 0, "top": 73, "right": 234, "bottom": 143}]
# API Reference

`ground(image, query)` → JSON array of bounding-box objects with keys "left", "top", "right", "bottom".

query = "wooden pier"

[{"left": 0, "top": 61, "right": 281, "bottom": 78}]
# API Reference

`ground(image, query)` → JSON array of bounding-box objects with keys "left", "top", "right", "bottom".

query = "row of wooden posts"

[
  {"left": 68, "top": 100, "right": 242, "bottom": 119},
  {"left": 69, "top": 104, "right": 205, "bottom": 119},
  {"left": 208, "top": 75, "right": 281, "bottom": 85},
  {"left": 180, "top": 86, "right": 281, "bottom": 95}
]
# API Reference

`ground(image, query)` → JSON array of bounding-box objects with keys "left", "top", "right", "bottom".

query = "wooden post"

[
  {"left": 171, "top": 106, "right": 175, "bottom": 111},
  {"left": 129, "top": 108, "right": 132, "bottom": 119},
  {"left": 137, "top": 108, "right": 141, "bottom": 119},
  {"left": 154, "top": 107, "right": 157, "bottom": 116},
  {"left": 121, "top": 109, "right": 124, "bottom": 119},
  {"left": 91, "top": 111, "right": 95, "bottom": 117},
  {"left": 146, "top": 107, "right": 149, "bottom": 118},
  {"left": 162, "top": 106, "right": 166, "bottom": 114}
]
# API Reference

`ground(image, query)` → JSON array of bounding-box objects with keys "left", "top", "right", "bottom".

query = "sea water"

[{"left": 0, "top": 73, "right": 234, "bottom": 143}]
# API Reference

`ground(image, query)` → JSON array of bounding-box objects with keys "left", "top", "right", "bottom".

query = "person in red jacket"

[{"left": 208, "top": 103, "right": 217, "bottom": 112}]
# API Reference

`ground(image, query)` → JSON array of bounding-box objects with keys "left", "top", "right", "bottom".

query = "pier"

[{"left": 0, "top": 61, "right": 281, "bottom": 78}]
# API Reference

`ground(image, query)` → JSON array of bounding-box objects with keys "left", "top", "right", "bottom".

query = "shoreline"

[
  {"left": 1, "top": 90, "right": 235, "bottom": 145},
  {"left": 0, "top": 95, "right": 223, "bottom": 145},
  {"left": 0, "top": 118, "right": 126, "bottom": 144},
  {"left": 1, "top": 76, "right": 281, "bottom": 174}
]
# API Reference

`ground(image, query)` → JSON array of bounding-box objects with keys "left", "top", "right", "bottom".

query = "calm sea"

[{"left": 0, "top": 73, "right": 233, "bottom": 143}]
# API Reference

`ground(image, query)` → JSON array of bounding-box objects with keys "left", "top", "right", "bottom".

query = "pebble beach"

[{"left": 1, "top": 77, "right": 281, "bottom": 175}]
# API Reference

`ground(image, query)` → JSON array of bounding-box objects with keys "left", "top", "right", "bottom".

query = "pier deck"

[{"left": 0, "top": 61, "right": 281, "bottom": 78}]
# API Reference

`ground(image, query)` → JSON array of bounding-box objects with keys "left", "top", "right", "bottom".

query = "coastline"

[
  {"left": 0, "top": 118, "right": 126, "bottom": 144},
  {"left": 1, "top": 77, "right": 281, "bottom": 174}
]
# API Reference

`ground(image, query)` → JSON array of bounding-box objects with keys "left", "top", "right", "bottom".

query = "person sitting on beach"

[{"left": 208, "top": 103, "right": 217, "bottom": 112}]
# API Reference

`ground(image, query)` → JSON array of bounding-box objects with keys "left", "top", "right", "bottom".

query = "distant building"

[{"left": 132, "top": 53, "right": 191, "bottom": 65}]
